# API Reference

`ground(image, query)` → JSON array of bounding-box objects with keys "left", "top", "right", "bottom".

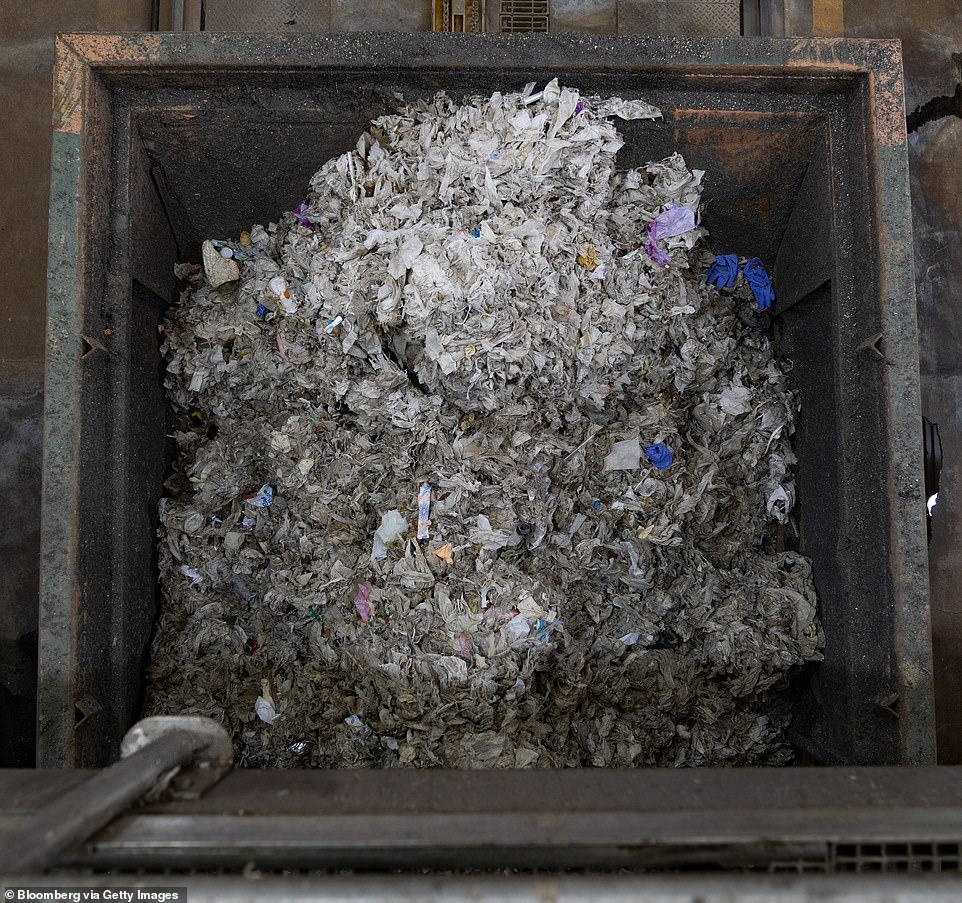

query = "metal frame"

[
  {"left": 435, "top": 0, "right": 486, "bottom": 32},
  {"left": 500, "top": 0, "right": 550, "bottom": 32},
  {"left": 0, "top": 717, "right": 232, "bottom": 874},
  {"left": 21, "top": 29, "right": 947, "bottom": 875},
  {"left": 4, "top": 764, "right": 962, "bottom": 871},
  {"left": 41, "top": 32, "right": 933, "bottom": 774}
]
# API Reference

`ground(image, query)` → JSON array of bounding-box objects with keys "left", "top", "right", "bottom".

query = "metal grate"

[
  {"left": 500, "top": 0, "right": 549, "bottom": 32},
  {"left": 769, "top": 842, "right": 962, "bottom": 874},
  {"left": 618, "top": 0, "right": 740, "bottom": 37},
  {"left": 833, "top": 842, "right": 962, "bottom": 873},
  {"left": 202, "top": 0, "right": 326, "bottom": 32}
]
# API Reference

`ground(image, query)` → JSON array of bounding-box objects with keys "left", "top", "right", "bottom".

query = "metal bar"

[
  {"left": 89, "top": 766, "right": 962, "bottom": 813},
  {"left": 742, "top": 0, "right": 761, "bottom": 34},
  {"left": 759, "top": 0, "right": 787, "bottom": 34},
  {"left": 171, "top": 0, "right": 186, "bottom": 31},
  {"left": 0, "top": 730, "right": 200, "bottom": 874},
  {"left": 40, "top": 38, "right": 87, "bottom": 768},
  {"left": 4, "top": 767, "right": 962, "bottom": 870},
  {"left": 50, "top": 807, "right": 962, "bottom": 870},
  {"left": 8, "top": 766, "right": 962, "bottom": 817}
]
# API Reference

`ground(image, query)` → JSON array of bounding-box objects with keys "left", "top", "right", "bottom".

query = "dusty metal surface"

[
  {"left": 618, "top": 0, "right": 741, "bottom": 36},
  {"left": 37, "top": 31, "right": 895, "bottom": 72},
  {"left": 201, "top": 0, "right": 434, "bottom": 33},
  {"left": 874, "top": 133, "right": 934, "bottom": 768},
  {"left": 0, "top": 768, "right": 962, "bottom": 871},
  {"left": 38, "top": 128, "right": 83, "bottom": 768},
  {"left": 0, "top": 728, "right": 202, "bottom": 875},
  {"left": 122, "top": 765, "right": 962, "bottom": 815},
  {"left": 40, "top": 33, "right": 932, "bottom": 773},
  {"left": 807, "top": 0, "right": 962, "bottom": 769},
  {"left": 4, "top": 767, "right": 962, "bottom": 871},
  {"left": 773, "top": 132, "right": 832, "bottom": 310},
  {"left": 72, "top": 809, "right": 962, "bottom": 870}
]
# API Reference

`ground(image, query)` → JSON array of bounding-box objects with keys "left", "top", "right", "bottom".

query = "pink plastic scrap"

[
  {"left": 354, "top": 584, "right": 373, "bottom": 623},
  {"left": 644, "top": 205, "right": 696, "bottom": 268}
]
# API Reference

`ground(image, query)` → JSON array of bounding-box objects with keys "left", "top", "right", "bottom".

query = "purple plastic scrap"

[
  {"left": 643, "top": 205, "right": 696, "bottom": 268},
  {"left": 293, "top": 203, "right": 312, "bottom": 227}
]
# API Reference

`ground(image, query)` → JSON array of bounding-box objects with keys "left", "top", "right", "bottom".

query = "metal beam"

[
  {"left": 3, "top": 767, "right": 962, "bottom": 871},
  {"left": 0, "top": 730, "right": 201, "bottom": 874}
]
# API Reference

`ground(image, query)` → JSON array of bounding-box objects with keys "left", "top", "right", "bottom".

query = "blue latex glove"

[
  {"left": 743, "top": 257, "right": 775, "bottom": 310},
  {"left": 644, "top": 443, "right": 673, "bottom": 471},
  {"left": 705, "top": 254, "right": 738, "bottom": 289}
]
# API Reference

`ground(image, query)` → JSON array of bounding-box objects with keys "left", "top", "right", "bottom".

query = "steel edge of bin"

[
  {"left": 5, "top": 765, "right": 962, "bottom": 871},
  {"left": 39, "top": 33, "right": 934, "bottom": 767}
]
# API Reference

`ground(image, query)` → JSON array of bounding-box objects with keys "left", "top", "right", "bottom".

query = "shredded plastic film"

[{"left": 145, "top": 81, "right": 823, "bottom": 768}]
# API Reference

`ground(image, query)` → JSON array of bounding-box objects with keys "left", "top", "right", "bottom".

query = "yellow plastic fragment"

[
  {"left": 577, "top": 245, "right": 599, "bottom": 271},
  {"left": 433, "top": 543, "right": 455, "bottom": 566}
]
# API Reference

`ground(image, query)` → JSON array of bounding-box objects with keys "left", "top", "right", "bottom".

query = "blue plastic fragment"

[
  {"left": 705, "top": 254, "right": 738, "bottom": 289},
  {"left": 470, "top": 228, "right": 481, "bottom": 238},
  {"left": 743, "top": 257, "right": 775, "bottom": 310},
  {"left": 245, "top": 483, "right": 274, "bottom": 508},
  {"left": 256, "top": 304, "right": 269, "bottom": 318},
  {"left": 592, "top": 499, "right": 601, "bottom": 510},
  {"left": 534, "top": 618, "right": 562, "bottom": 643},
  {"left": 643, "top": 443, "right": 673, "bottom": 471}
]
